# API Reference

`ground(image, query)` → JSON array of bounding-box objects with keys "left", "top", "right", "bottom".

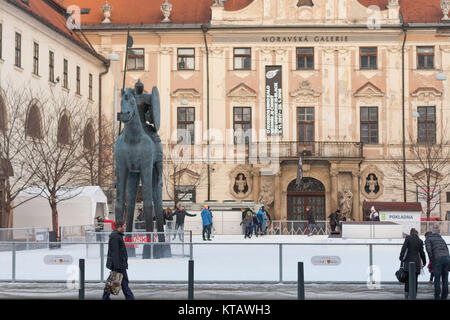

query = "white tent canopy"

[{"left": 13, "top": 186, "right": 108, "bottom": 229}]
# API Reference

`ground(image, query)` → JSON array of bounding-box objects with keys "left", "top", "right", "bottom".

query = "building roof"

[
  {"left": 54, "top": 0, "right": 445, "bottom": 26},
  {"left": 357, "top": 0, "right": 443, "bottom": 23},
  {"left": 363, "top": 201, "right": 423, "bottom": 212},
  {"left": 6, "top": 0, "right": 107, "bottom": 63},
  {"left": 55, "top": 0, "right": 254, "bottom": 25}
]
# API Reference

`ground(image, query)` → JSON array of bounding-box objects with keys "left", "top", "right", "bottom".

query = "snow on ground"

[{"left": 0, "top": 234, "right": 448, "bottom": 283}]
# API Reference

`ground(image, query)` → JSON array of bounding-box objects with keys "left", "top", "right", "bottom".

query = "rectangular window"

[
  {"left": 360, "top": 107, "right": 378, "bottom": 144},
  {"left": 447, "top": 192, "right": 450, "bottom": 203},
  {"left": 296, "top": 48, "right": 314, "bottom": 70},
  {"left": 15, "top": 32, "right": 21, "bottom": 68},
  {"left": 233, "top": 107, "right": 252, "bottom": 145},
  {"left": 417, "top": 46, "right": 434, "bottom": 69},
  {"left": 127, "top": 48, "right": 145, "bottom": 70},
  {"left": 177, "top": 107, "right": 195, "bottom": 145},
  {"left": 49, "top": 51, "right": 54, "bottom": 82},
  {"left": 33, "top": 42, "right": 39, "bottom": 75},
  {"left": 297, "top": 107, "right": 314, "bottom": 141},
  {"left": 63, "top": 59, "right": 68, "bottom": 89},
  {"left": 233, "top": 48, "right": 251, "bottom": 70},
  {"left": 177, "top": 48, "right": 195, "bottom": 70},
  {"left": 360, "top": 47, "right": 377, "bottom": 69},
  {"left": 417, "top": 106, "right": 436, "bottom": 144},
  {"left": 76, "top": 66, "right": 81, "bottom": 95},
  {"left": 89, "top": 73, "right": 93, "bottom": 100}
]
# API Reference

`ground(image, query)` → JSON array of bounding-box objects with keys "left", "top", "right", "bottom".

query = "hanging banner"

[{"left": 265, "top": 66, "right": 283, "bottom": 135}]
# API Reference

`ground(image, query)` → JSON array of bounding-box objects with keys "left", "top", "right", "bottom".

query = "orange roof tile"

[
  {"left": 56, "top": 0, "right": 254, "bottom": 25},
  {"left": 54, "top": 0, "right": 445, "bottom": 26},
  {"left": 6, "top": 0, "right": 106, "bottom": 62},
  {"left": 357, "top": 0, "right": 444, "bottom": 23}
]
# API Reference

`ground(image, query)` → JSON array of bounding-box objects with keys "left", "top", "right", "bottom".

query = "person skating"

[
  {"left": 262, "top": 206, "right": 271, "bottom": 235},
  {"left": 168, "top": 205, "right": 196, "bottom": 241},
  {"left": 425, "top": 225, "right": 449, "bottom": 300},
  {"left": 240, "top": 211, "right": 253, "bottom": 239},
  {"left": 328, "top": 209, "right": 339, "bottom": 232},
  {"left": 399, "top": 228, "right": 426, "bottom": 300},
  {"left": 103, "top": 221, "right": 134, "bottom": 300},
  {"left": 201, "top": 205, "right": 213, "bottom": 241},
  {"left": 256, "top": 207, "right": 265, "bottom": 236},
  {"left": 251, "top": 212, "right": 259, "bottom": 237},
  {"left": 305, "top": 206, "right": 315, "bottom": 236}
]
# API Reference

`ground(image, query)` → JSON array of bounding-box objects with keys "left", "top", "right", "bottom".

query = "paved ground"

[{"left": 0, "top": 281, "right": 441, "bottom": 300}]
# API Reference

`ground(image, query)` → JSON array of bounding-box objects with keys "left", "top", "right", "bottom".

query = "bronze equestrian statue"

[{"left": 115, "top": 85, "right": 170, "bottom": 259}]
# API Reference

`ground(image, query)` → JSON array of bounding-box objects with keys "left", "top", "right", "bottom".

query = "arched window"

[
  {"left": 25, "top": 100, "right": 43, "bottom": 139},
  {"left": 83, "top": 121, "right": 95, "bottom": 150},
  {"left": 0, "top": 94, "right": 7, "bottom": 133},
  {"left": 57, "top": 112, "right": 71, "bottom": 145}
]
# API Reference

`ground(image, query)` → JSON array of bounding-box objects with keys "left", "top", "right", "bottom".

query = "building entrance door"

[{"left": 287, "top": 177, "right": 326, "bottom": 221}]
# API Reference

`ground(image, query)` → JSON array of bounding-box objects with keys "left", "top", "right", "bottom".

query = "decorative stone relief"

[
  {"left": 338, "top": 184, "right": 353, "bottom": 219},
  {"left": 229, "top": 166, "right": 253, "bottom": 200},
  {"left": 360, "top": 165, "right": 384, "bottom": 200},
  {"left": 161, "top": 0, "right": 173, "bottom": 23},
  {"left": 100, "top": 1, "right": 113, "bottom": 24},
  {"left": 212, "top": 0, "right": 224, "bottom": 7},
  {"left": 290, "top": 80, "right": 321, "bottom": 103},
  {"left": 441, "top": 0, "right": 450, "bottom": 21}
]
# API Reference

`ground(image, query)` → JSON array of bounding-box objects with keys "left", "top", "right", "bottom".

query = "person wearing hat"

[
  {"left": 201, "top": 205, "right": 213, "bottom": 241},
  {"left": 369, "top": 206, "right": 380, "bottom": 221},
  {"left": 425, "top": 224, "right": 449, "bottom": 300}
]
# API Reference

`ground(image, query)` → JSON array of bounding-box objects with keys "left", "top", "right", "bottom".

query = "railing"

[
  {"left": 1, "top": 239, "right": 448, "bottom": 283},
  {"left": 0, "top": 227, "right": 49, "bottom": 251},
  {"left": 267, "top": 220, "right": 331, "bottom": 235},
  {"left": 420, "top": 221, "right": 450, "bottom": 236},
  {"left": 164, "top": 141, "right": 364, "bottom": 162}
]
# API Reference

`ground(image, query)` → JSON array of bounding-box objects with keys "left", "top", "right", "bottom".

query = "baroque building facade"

[{"left": 60, "top": 0, "right": 450, "bottom": 221}]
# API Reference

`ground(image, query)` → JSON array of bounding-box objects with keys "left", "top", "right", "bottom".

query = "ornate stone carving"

[
  {"left": 258, "top": 180, "right": 274, "bottom": 206},
  {"left": 411, "top": 87, "right": 442, "bottom": 99},
  {"left": 441, "top": 0, "right": 450, "bottom": 21},
  {"left": 100, "top": 1, "right": 112, "bottom": 24},
  {"left": 338, "top": 185, "right": 353, "bottom": 219},
  {"left": 354, "top": 82, "right": 385, "bottom": 98},
  {"left": 212, "top": 0, "right": 224, "bottom": 7},
  {"left": 161, "top": 0, "right": 173, "bottom": 23},
  {"left": 360, "top": 165, "right": 384, "bottom": 200},
  {"left": 290, "top": 80, "right": 321, "bottom": 103},
  {"left": 229, "top": 166, "right": 253, "bottom": 199}
]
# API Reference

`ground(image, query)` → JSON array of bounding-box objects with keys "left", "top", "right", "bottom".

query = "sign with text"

[
  {"left": 265, "top": 65, "right": 283, "bottom": 135},
  {"left": 311, "top": 256, "right": 341, "bottom": 266},
  {"left": 44, "top": 255, "right": 73, "bottom": 265}
]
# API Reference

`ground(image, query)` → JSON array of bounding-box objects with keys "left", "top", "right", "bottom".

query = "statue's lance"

[
  {"left": 295, "top": 154, "right": 303, "bottom": 187},
  {"left": 118, "top": 28, "right": 133, "bottom": 135}
]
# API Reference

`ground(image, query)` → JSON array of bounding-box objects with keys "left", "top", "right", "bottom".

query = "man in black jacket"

[
  {"left": 425, "top": 225, "right": 449, "bottom": 300},
  {"left": 102, "top": 221, "right": 134, "bottom": 300},
  {"left": 169, "top": 205, "right": 196, "bottom": 241}
]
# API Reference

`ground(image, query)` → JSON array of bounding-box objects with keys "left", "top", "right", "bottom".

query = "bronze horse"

[{"left": 115, "top": 88, "right": 168, "bottom": 258}]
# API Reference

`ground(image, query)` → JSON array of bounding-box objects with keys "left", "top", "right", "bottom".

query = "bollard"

[
  {"left": 100, "top": 243, "right": 104, "bottom": 282},
  {"left": 79, "top": 259, "right": 85, "bottom": 300},
  {"left": 12, "top": 242, "right": 16, "bottom": 282},
  {"left": 408, "top": 262, "right": 416, "bottom": 300},
  {"left": 188, "top": 260, "right": 194, "bottom": 300},
  {"left": 298, "top": 262, "right": 305, "bottom": 300}
]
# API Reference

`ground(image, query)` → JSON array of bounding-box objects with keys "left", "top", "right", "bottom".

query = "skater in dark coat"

[
  {"left": 103, "top": 221, "right": 134, "bottom": 300},
  {"left": 168, "top": 205, "right": 196, "bottom": 240},
  {"left": 399, "top": 228, "right": 426, "bottom": 299},
  {"left": 425, "top": 225, "right": 450, "bottom": 300},
  {"left": 240, "top": 211, "right": 253, "bottom": 239},
  {"left": 306, "top": 206, "right": 315, "bottom": 236},
  {"left": 328, "top": 210, "right": 340, "bottom": 232}
]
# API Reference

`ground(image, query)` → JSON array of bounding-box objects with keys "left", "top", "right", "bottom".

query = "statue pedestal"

[{"left": 142, "top": 237, "right": 172, "bottom": 259}]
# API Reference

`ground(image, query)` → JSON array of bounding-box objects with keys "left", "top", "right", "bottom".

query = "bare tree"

[
  {"left": 390, "top": 129, "right": 450, "bottom": 222},
  {"left": 77, "top": 114, "right": 115, "bottom": 188},
  {"left": 21, "top": 89, "right": 92, "bottom": 238},
  {"left": 0, "top": 81, "right": 40, "bottom": 228},
  {"left": 162, "top": 147, "right": 207, "bottom": 207}
]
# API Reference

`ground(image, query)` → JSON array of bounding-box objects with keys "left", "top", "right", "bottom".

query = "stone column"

[
  {"left": 274, "top": 172, "right": 282, "bottom": 220},
  {"left": 351, "top": 170, "right": 361, "bottom": 221},
  {"left": 253, "top": 168, "right": 260, "bottom": 203},
  {"left": 330, "top": 166, "right": 339, "bottom": 212}
]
